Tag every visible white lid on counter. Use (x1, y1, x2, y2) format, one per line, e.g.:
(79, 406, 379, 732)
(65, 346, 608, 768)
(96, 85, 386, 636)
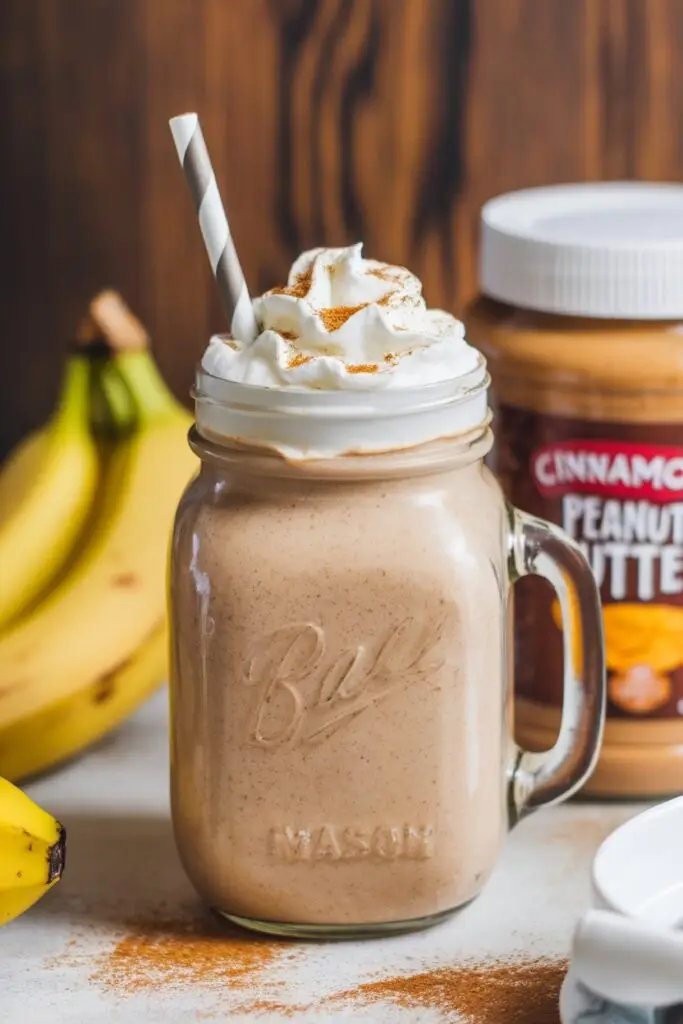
(480, 182, 683, 319)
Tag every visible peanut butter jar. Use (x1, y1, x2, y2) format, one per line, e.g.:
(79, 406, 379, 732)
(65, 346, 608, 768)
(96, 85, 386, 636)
(466, 182, 683, 798)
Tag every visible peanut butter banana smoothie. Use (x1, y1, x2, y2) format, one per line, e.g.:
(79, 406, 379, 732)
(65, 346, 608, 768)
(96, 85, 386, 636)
(169, 244, 605, 938)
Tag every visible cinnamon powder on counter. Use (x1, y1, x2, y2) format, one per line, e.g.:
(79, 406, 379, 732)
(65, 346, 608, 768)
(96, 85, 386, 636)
(89, 923, 566, 1024)
(333, 958, 568, 1023)
(89, 917, 294, 994)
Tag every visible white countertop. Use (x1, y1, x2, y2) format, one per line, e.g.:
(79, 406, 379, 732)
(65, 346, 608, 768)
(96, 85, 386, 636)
(0, 692, 648, 1023)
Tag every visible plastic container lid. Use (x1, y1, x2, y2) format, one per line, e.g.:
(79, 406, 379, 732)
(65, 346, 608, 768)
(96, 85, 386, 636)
(480, 182, 683, 319)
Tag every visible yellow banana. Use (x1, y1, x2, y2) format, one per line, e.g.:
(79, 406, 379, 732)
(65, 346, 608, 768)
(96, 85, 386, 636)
(0, 622, 167, 782)
(0, 776, 65, 924)
(0, 339, 195, 778)
(0, 356, 99, 630)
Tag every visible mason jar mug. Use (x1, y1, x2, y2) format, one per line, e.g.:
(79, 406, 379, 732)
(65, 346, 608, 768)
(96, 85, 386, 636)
(169, 364, 605, 939)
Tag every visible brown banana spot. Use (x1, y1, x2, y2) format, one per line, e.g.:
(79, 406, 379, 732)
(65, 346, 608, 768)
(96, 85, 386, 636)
(111, 573, 139, 588)
(90, 624, 161, 705)
(92, 670, 119, 705)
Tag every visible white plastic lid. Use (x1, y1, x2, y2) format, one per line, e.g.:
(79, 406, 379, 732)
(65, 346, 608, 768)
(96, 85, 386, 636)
(480, 182, 683, 319)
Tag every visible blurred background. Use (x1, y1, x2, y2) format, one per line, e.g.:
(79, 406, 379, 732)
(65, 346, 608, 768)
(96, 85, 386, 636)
(1, 0, 682, 458)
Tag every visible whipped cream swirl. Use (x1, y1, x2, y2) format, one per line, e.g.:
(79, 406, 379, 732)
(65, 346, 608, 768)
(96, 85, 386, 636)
(202, 244, 479, 390)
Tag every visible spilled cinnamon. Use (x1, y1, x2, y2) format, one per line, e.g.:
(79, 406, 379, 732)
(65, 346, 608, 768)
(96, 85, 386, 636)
(336, 958, 567, 1023)
(89, 917, 290, 993)
(88, 919, 566, 1024)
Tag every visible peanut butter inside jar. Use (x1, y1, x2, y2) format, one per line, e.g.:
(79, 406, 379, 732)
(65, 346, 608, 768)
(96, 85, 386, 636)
(466, 182, 683, 798)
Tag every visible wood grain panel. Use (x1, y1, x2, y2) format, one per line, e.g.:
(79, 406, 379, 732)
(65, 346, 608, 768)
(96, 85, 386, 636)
(594, 0, 683, 179)
(0, 2, 54, 449)
(141, 0, 209, 399)
(2, 0, 683, 458)
(458, 0, 590, 305)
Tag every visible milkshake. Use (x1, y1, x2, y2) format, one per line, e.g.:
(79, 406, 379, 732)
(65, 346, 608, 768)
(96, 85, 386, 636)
(169, 245, 605, 937)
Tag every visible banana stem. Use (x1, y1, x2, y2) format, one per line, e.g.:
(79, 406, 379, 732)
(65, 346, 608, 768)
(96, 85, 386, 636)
(112, 351, 183, 426)
(54, 356, 92, 431)
(93, 357, 137, 436)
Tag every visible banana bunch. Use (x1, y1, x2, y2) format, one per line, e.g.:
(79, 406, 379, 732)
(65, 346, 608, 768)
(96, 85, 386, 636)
(0, 292, 196, 782)
(0, 776, 66, 925)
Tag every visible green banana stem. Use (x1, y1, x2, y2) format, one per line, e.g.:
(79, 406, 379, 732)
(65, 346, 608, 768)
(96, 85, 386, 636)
(53, 356, 92, 432)
(108, 350, 184, 426)
(95, 357, 137, 436)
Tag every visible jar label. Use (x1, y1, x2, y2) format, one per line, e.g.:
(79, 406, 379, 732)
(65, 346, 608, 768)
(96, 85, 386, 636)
(495, 405, 683, 719)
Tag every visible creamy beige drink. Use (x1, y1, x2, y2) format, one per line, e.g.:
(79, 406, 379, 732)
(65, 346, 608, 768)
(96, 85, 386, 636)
(169, 245, 605, 937)
(172, 435, 507, 928)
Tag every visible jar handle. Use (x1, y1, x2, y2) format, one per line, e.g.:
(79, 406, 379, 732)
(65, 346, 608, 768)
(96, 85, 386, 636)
(507, 508, 606, 822)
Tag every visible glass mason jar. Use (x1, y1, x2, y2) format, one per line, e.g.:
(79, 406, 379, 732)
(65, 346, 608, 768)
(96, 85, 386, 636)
(169, 360, 605, 939)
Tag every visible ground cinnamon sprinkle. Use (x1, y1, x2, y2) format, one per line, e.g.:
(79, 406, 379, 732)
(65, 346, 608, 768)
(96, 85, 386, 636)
(89, 917, 292, 994)
(333, 958, 568, 1023)
(318, 302, 369, 331)
(84, 916, 565, 1023)
(287, 351, 313, 368)
(347, 362, 380, 374)
(270, 267, 313, 299)
(270, 261, 396, 335)
(279, 330, 298, 341)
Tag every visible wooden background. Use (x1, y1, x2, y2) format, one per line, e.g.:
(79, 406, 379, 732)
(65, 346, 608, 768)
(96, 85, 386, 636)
(1, 0, 682, 457)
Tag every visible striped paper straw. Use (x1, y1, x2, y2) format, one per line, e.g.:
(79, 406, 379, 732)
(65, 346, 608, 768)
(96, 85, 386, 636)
(169, 112, 259, 343)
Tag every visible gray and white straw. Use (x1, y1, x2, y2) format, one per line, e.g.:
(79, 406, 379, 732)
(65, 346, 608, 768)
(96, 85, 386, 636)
(169, 112, 259, 343)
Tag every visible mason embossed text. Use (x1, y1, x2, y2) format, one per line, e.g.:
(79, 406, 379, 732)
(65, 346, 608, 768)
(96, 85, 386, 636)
(269, 824, 436, 862)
